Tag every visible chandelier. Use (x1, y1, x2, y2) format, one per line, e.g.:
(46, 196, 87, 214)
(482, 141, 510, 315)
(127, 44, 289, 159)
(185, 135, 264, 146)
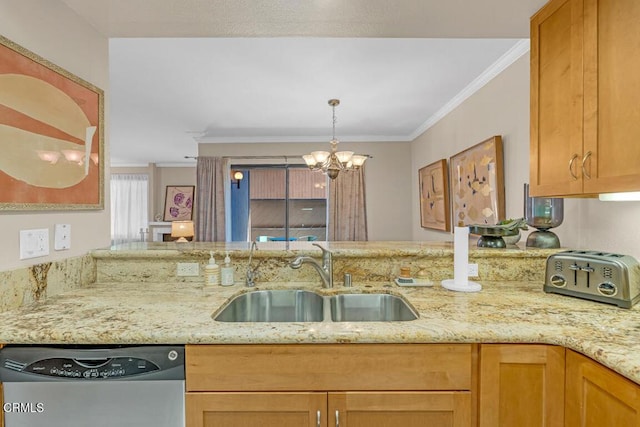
(302, 99, 368, 180)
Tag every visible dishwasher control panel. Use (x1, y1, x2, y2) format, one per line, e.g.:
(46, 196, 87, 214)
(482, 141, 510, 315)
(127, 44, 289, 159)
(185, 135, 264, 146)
(22, 356, 159, 379)
(0, 345, 185, 382)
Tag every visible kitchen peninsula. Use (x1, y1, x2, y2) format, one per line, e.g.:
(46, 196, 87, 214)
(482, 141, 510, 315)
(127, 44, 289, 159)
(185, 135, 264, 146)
(1, 242, 640, 425)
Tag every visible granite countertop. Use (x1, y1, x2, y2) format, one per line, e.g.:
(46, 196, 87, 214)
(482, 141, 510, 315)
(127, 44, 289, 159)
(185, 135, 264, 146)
(1, 279, 640, 384)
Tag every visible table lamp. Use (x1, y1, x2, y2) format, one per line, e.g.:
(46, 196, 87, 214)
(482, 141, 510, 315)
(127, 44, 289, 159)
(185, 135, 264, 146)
(171, 220, 194, 242)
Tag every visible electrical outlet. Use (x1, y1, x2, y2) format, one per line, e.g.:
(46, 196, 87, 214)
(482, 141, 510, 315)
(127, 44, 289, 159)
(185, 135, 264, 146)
(468, 263, 479, 277)
(54, 224, 71, 250)
(19, 228, 50, 260)
(177, 262, 199, 277)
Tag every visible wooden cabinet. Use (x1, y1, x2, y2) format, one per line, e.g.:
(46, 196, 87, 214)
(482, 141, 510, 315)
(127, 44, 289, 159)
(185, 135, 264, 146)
(185, 344, 475, 427)
(479, 344, 565, 427)
(530, 0, 640, 197)
(565, 350, 640, 426)
(289, 168, 327, 199)
(249, 168, 326, 200)
(329, 392, 471, 427)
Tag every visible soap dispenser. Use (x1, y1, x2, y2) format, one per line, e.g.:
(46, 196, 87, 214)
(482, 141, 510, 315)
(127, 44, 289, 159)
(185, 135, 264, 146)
(220, 251, 234, 286)
(204, 251, 220, 286)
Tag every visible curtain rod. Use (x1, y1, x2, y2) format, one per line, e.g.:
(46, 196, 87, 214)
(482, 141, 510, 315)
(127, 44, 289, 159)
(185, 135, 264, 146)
(184, 154, 373, 160)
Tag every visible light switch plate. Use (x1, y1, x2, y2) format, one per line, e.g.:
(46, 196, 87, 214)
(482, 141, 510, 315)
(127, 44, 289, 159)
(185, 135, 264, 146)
(468, 263, 479, 277)
(54, 224, 71, 250)
(177, 262, 199, 276)
(20, 229, 50, 260)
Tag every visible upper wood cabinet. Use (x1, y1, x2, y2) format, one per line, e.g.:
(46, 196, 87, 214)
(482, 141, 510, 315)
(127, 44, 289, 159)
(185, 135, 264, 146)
(249, 169, 326, 199)
(565, 350, 640, 426)
(288, 168, 327, 199)
(249, 169, 285, 199)
(479, 344, 565, 427)
(530, 0, 640, 197)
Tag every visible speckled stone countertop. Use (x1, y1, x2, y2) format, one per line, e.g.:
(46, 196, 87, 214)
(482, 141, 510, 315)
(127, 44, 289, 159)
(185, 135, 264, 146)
(1, 278, 640, 385)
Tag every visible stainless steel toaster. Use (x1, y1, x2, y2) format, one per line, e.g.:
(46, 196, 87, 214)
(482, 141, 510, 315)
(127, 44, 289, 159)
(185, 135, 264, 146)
(544, 250, 640, 308)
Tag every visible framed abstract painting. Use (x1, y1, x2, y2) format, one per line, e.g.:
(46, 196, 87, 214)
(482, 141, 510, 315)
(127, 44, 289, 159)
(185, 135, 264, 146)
(449, 135, 505, 227)
(418, 159, 450, 231)
(0, 35, 104, 211)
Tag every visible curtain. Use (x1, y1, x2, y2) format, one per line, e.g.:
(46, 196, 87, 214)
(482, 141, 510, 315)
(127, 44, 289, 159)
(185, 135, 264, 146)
(328, 166, 368, 241)
(196, 156, 229, 241)
(110, 174, 149, 245)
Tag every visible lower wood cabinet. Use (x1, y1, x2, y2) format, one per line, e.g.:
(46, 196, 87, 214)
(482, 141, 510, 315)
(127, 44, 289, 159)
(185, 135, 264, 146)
(565, 350, 640, 426)
(185, 344, 475, 427)
(186, 391, 471, 427)
(479, 344, 565, 427)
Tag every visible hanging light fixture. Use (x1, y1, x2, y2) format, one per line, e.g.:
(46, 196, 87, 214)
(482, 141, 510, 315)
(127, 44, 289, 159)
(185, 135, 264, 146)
(302, 99, 368, 180)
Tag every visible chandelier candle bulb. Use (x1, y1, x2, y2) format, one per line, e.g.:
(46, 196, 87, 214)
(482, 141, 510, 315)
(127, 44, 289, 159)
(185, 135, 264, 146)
(441, 226, 482, 292)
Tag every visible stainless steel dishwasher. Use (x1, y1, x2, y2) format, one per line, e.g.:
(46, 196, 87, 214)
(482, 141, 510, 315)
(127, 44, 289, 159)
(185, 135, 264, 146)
(0, 345, 185, 427)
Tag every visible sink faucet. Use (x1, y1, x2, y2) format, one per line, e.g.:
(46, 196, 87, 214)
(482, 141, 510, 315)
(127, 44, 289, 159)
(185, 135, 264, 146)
(246, 241, 262, 287)
(289, 243, 333, 288)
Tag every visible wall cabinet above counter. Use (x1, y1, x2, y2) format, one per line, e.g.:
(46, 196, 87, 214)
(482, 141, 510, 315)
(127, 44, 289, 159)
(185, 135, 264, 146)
(530, 0, 640, 197)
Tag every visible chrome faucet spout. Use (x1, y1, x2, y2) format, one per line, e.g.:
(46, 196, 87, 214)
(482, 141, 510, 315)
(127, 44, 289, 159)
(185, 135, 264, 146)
(246, 241, 262, 287)
(289, 244, 333, 288)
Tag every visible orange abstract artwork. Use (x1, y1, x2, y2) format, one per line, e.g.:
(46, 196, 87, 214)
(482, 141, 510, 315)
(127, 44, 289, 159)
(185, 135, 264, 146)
(0, 35, 104, 210)
(449, 136, 505, 228)
(419, 159, 450, 231)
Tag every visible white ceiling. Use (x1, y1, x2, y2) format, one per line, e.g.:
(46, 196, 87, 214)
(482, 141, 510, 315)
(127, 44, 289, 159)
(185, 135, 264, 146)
(60, 0, 547, 166)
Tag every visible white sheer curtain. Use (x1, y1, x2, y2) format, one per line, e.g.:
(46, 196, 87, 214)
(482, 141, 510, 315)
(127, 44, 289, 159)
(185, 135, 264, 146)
(110, 174, 149, 245)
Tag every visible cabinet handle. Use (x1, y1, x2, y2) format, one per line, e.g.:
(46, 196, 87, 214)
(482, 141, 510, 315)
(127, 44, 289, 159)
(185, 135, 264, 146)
(582, 151, 592, 180)
(569, 154, 579, 180)
(335, 410, 340, 427)
(317, 410, 321, 427)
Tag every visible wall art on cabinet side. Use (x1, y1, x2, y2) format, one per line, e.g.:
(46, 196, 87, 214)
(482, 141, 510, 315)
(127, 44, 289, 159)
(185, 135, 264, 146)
(449, 135, 505, 227)
(0, 35, 104, 211)
(419, 159, 450, 231)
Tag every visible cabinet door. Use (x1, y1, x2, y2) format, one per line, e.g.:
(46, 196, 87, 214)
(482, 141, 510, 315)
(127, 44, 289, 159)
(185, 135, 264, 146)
(186, 392, 326, 427)
(329, 392, 471, 427)
(582, 0, 640, 194)
(479, 344, 565, 427)
(566, 350, 640, 426)
(530, 0, 584, 197)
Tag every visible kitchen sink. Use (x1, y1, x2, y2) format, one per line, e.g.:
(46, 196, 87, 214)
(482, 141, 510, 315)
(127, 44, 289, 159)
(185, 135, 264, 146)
(214, 290, 418, 322)
(329, 294, 419, 322)
(214, 290, 325, 322)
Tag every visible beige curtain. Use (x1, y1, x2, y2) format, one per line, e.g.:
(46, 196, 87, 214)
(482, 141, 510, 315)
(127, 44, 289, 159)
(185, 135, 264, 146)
(328, 166, 368, 241)
(196, 156, 228, 241)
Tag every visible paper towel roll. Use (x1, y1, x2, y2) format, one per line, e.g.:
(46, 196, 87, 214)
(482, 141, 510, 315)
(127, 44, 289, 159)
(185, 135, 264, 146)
(453, 226, 469, 286)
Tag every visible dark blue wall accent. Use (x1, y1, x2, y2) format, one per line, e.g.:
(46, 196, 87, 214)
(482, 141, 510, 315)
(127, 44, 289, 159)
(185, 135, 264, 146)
(230, 169, 249, 241)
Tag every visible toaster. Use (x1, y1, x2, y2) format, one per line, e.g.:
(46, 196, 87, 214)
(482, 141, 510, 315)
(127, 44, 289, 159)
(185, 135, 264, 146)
(544, 250, 640, 308)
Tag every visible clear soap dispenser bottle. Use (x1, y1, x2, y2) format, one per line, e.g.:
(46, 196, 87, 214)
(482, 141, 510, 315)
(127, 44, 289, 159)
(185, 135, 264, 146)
(204, 251, 220, 286)
(220, 251, 234, 286)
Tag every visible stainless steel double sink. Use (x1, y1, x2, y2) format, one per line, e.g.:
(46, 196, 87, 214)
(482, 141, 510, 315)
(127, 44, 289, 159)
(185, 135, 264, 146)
(214, 290, 418, 322)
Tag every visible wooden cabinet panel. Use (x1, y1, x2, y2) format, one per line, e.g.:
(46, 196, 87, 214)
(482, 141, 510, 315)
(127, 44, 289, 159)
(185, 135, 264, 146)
(186, 344, 473, 392)
(479, 344, 565, 427)
(530, 0, 584, 197)
(329, 392, 471, 427)
(289, 168, 327, 199)
(531, 0, 640, 197)
(582, 0, 640, 194)
(186, 392, 325, 427)
(249, 169, 285, 199)
(565, 350, 640, 427)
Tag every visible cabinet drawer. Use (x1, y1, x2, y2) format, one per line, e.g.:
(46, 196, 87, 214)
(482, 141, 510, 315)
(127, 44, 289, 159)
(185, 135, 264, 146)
(186, 344, 474, 392)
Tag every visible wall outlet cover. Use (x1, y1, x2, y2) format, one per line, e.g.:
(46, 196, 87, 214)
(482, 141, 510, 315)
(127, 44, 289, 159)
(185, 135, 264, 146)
(19, 228, 50, 260)
(468, 263, 479, 277)
(54, 224, 71, 250)
(177, 262, 199, 277)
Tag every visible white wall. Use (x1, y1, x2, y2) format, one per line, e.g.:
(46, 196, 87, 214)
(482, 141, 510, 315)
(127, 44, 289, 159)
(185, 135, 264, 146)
(411, 53, 640, 260)
(198, 141, 413, 241)
(0, 0, 110, 271)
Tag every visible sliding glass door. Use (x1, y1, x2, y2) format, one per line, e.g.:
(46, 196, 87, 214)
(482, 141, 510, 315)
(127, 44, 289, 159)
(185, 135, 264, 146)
(229, 166, 327, 242)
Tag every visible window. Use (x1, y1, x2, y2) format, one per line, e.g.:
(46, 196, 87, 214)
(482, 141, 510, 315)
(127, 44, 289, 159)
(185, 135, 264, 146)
(229, 166, 327, 242)
(110, 174, 149, 245)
